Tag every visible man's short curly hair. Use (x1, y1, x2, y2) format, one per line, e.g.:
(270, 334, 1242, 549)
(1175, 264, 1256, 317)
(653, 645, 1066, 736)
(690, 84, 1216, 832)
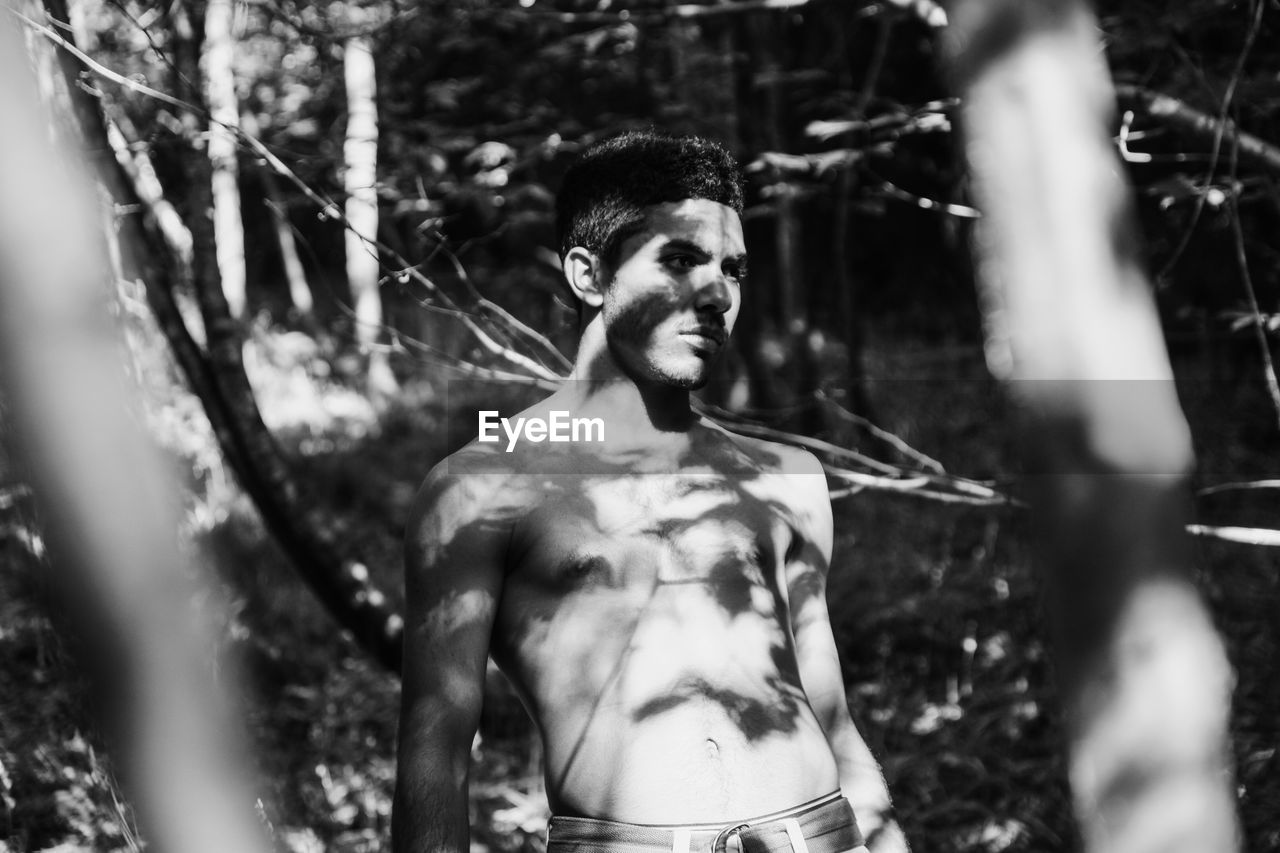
(555, 131, 744, 266)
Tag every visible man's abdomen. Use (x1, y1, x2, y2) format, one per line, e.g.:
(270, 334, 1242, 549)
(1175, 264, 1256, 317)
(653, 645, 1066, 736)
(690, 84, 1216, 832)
(527, 598, 842, 824)
(541, 691, 840, 824)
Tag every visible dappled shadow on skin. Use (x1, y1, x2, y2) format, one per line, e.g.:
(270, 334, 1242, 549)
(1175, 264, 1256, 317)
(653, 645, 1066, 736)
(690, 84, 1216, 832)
(419, 428, 832, 817)
(632, 676, 803, 742)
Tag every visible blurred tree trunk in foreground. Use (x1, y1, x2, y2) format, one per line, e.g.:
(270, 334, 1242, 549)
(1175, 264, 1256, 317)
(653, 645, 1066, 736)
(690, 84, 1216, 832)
(944, 2, 1239, 852)
(343, 32, 397, 401)
(0, 11, 271, 853)
(36, 0, 404, 673)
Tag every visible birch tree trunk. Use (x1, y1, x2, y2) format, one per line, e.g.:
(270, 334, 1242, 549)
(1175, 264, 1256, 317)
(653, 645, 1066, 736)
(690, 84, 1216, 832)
(343, 34, 396, 398)
(203, 0, 246, 318)
(943, 2, 1239, 852)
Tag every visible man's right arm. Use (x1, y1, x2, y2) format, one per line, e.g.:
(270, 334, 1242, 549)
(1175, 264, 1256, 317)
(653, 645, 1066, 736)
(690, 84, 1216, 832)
(392, 465, 509, 853)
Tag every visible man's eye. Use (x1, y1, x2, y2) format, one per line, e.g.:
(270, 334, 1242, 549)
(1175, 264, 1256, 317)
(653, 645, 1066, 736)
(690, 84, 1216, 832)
(666, 255, 699, 270)
(725, 265, 747, 282)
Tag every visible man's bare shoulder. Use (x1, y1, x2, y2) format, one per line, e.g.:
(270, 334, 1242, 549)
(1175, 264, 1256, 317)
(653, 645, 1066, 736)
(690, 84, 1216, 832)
(404, 443, 532, 553)
(700, 421, 833, 549)
(407, 400, 590, 531)
(700, 418, 828, 480)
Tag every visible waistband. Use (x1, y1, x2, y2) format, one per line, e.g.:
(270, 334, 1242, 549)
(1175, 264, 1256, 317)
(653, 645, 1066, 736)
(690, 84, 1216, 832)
(546, 791, 865, 853)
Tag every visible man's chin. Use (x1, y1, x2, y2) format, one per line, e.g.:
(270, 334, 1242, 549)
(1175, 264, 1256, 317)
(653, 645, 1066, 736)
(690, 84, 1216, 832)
(661, 367, 711, 390)
(634, 354, 717, 390)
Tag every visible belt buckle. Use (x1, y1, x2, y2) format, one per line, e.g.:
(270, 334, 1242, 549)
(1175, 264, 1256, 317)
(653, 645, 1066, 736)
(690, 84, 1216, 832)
(711, 823, 751, 853)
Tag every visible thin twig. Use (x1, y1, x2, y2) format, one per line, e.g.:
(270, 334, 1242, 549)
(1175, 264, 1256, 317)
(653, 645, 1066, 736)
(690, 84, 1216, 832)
(1228, 193, 1280, 431)
(438, 247, 574, 374)
(1155, 0, 1267, 282)
(697, 398, 1001, 493)
(823, 465, 1014, 506)
(818, 391, 947, 473)
(12, 7, 193, 112)
(391, 331, 562, 392)
(1197, 478, 1280, 496)
(714, 416, 1013, 502)
(874, 176, 981, 218)
(103, 0, 185, 89)
(1223, 77, 1280, 435)
(704, 408, 900, 475)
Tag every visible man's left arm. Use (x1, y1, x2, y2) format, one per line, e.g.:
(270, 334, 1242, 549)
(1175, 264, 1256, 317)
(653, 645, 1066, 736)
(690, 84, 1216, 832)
(785, 451, 909, 853)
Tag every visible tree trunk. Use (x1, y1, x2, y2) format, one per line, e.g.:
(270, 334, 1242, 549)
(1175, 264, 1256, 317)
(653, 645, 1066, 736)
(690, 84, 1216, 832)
(104, 107, 207, 345)
(342, 34, 396, 399)
(177, 0, 403, 670)
(0, 12, 271, 853)
(943, 3, 1239, 852)
(37, 0, 404, 672)
(242, 109, 313, 315)
(202, 0, 246, 318)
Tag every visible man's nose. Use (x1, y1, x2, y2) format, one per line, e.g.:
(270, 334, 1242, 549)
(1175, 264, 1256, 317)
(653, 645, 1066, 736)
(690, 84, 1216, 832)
(693, 269, 734, 314)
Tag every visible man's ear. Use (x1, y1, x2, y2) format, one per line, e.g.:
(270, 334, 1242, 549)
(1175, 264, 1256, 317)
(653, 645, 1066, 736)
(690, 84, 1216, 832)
(563, 247, 604, 309)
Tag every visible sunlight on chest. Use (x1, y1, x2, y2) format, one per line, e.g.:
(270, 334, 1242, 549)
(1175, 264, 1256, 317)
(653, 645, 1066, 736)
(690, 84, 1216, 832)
(621, 589, 787, 691)
(588, 476, 746, 529)
(588, 479, 782, 574)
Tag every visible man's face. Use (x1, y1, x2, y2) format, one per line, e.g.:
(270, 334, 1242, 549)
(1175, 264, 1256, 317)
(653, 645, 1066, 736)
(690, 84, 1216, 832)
(598, 198, 746, 390)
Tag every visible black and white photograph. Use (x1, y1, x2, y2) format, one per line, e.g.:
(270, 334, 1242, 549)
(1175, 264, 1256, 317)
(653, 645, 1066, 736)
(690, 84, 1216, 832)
(0, 1, 1276, 851)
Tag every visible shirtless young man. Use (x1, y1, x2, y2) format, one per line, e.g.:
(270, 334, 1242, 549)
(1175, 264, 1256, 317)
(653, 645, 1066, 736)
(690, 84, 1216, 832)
(393, 132, 907, 853)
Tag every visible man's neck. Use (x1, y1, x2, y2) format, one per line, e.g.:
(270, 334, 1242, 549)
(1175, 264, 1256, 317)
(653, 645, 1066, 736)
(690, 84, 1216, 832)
(567, 323, 698, 439)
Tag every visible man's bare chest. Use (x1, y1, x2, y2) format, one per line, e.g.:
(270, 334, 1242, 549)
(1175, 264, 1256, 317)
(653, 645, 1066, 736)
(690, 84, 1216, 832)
(505, 474, 797, 598)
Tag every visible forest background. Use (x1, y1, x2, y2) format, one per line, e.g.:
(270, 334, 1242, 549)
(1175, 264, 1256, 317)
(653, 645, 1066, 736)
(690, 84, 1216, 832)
(1, 0, 1278, 851)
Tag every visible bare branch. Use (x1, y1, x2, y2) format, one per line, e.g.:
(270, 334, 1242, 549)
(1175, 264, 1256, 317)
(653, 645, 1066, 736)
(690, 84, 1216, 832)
(824, 465, 1010, 506)
(874, 175, 981, 218)
(1187, 524, 1280, 547)
(805, 98, 958, 142)
(709, 411, 1016, 505)
(817, 391, 947, 473)
(527, 0, 945, 28)
(389, 331, 562, 393)
(1197, 478, 1280, 496)
(17, 9, 571, 382)
(1115, 84, 1280, 176)
(9, 7, 192, 112)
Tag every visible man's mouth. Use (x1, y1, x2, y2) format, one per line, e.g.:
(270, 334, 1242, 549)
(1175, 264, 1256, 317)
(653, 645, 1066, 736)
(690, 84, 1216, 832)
(678, 327, 727, 350)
